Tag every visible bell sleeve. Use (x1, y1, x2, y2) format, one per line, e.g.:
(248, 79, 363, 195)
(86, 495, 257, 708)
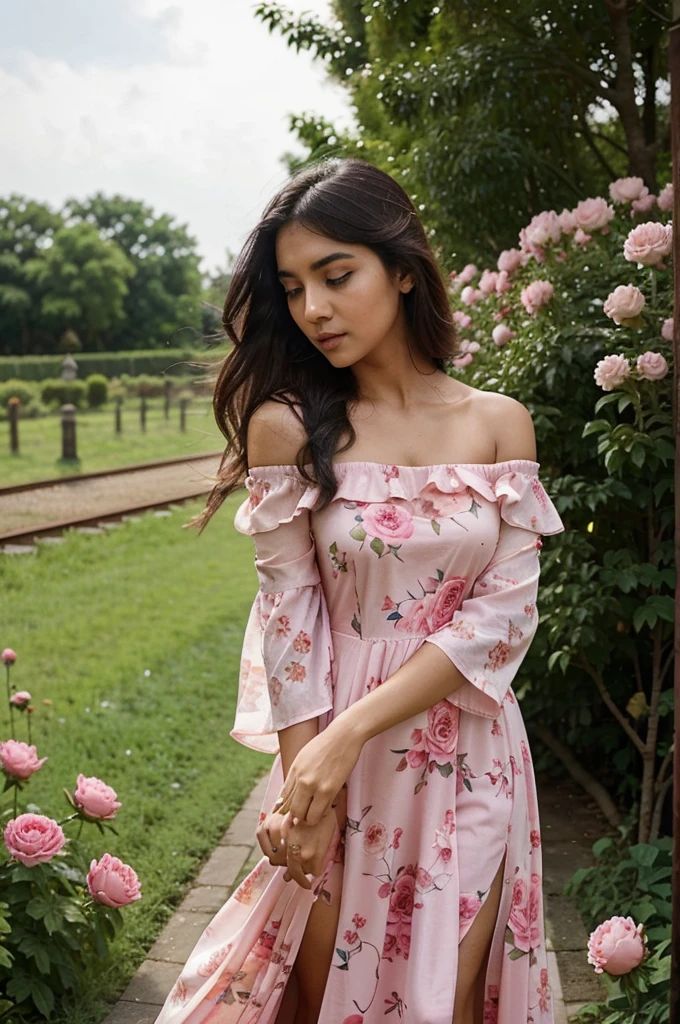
(230, 466, 334, 754)
(424, 465, 564, 719)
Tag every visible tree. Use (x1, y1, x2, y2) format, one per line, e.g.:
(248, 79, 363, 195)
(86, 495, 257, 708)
(63, 194, 203, 349)
(254, 0, 672, 263)
(0, 195, 62, 355)
(24, 223, 135, 350)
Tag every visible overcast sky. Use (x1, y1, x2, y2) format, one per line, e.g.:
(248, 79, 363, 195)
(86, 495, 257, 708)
(0, 0, 355, 273)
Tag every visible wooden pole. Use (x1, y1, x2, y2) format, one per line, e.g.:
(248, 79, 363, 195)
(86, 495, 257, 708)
(670, 2, 680, 1020)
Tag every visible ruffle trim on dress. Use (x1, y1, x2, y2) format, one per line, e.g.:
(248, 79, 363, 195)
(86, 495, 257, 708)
(235, 459, 564, 537)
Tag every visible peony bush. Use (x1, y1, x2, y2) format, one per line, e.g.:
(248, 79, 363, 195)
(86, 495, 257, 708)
(0, 647, 142, 1019)
(445, 179, 673, 1020)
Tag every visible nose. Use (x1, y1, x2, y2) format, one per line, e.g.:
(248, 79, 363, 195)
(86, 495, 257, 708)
(303, 284, 333, 322)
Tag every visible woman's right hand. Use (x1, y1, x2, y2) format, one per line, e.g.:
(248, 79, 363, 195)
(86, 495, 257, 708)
(256, 786, 347, 888)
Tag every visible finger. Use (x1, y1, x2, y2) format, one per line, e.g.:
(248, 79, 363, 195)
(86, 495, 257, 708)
(302, 792, 330, 828)
(290, 790, 315, 828)
(286, 845, 311, 890)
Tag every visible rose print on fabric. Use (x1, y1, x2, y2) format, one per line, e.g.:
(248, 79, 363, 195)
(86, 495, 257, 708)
(483, 984, 499, 1024)
(383, 571, 467, 634)
(329, 541, 349, 577)
(344, 501, 412, 561)
(410, 483, 482, 536)
(506, 873, 542, 957)
(248, 477, 271, 508)
(391, 699, 475, 795)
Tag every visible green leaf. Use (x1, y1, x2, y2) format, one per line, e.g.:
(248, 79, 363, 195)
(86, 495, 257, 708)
(627, 844, 659, 868)
(370, 536, 385, 556)
(630, 444, 646, 468)
(30, 977, 55, 1018)
(582, 419, 611, 438)
(349, 524, 366, 542)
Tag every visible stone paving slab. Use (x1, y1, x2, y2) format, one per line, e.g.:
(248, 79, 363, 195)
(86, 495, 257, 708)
(119, 960, 188, 1006)
(178, 883, 235, 914)
(194, 842, 255, 888)
(147, 911, 217, 964)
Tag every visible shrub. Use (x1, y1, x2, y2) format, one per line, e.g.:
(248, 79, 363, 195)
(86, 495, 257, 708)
(57, 330, 82, 354)
(85, 374, 108, 409)
(39, 379, 88, 409)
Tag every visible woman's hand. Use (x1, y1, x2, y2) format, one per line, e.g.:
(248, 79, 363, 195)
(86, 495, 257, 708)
(256, 799, 345, 889)
(276, 722, 363, 827)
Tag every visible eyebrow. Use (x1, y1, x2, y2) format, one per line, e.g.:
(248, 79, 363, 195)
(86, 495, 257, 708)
(277, 252, 356, 280)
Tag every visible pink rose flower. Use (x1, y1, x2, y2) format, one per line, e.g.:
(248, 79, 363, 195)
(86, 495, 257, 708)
(478, 269, 499, 295)
(508, 877, 541, 952)
(9, 690, 31, 707)
(0, 739, 47, 780)
(636, 351, 669, 381)
(602, 284, 645, 325)
(422, 700, 460, 761)
(459, 893, 482, 921)
(497, 248, 523, 274)
(520, 280, 554, 315)
(587, 916, 646, 976)
(558, 209, 577, 234)
(361, 503, 414, 543)
(4, 813, 66, 867)
(657, 183, 673, 213)
(458, 338, 480, 355)
(631, 193, 656, 216)
(429, 577, 466, 630)
(609, 177, 647, 204)
(574, 227, 592, 246)
(1, 649, 16, 664)
(594, 353, 630, 391)
(452, 310, 472, 329)
(74, 773, 122, 820)
(661, 317, 674, 341)
(623, 222, 673, 266)
(458, 263, 478, 285)
(363, 821, 388, 856)
(492, 324, 515, 347)
(573, 197, 615, 233)
(87, 852, 142, 908)
(396, 596, 433, 635)
(460, 285, 482, 306)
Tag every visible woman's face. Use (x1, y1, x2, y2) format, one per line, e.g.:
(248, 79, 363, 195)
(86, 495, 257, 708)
(275, 221, 414, 368)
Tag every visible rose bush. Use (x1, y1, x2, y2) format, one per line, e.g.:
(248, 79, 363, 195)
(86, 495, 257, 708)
(0, 647, 142, 1019)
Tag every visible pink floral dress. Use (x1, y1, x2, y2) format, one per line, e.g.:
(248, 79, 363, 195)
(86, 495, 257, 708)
(155, 459, 564, 1024)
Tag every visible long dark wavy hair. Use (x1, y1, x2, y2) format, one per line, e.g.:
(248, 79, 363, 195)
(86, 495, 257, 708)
(186, 157, 460, 533)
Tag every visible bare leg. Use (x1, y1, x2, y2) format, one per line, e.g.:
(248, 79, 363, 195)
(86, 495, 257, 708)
(452, 857, 505, 1024)
(292, 859, 345, 1024)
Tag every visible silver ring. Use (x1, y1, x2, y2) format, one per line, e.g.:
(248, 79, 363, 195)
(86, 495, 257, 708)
(271, 845, 278, 853)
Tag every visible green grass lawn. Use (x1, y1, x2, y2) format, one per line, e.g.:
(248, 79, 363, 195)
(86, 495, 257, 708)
(1, 399, 225, 487)
(0, 492, 272, 1022)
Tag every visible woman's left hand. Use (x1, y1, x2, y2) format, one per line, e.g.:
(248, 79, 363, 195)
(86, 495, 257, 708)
(276, 721, 363, 827)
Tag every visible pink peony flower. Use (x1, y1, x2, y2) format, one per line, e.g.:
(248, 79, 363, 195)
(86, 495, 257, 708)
(363, 821, 388, 856)
(4, 813, 66, 867)
(458, 263, 478, 285)
(0, 739, 47, 780)
(87, 852, 142, 908)
(657, 183, 673, 213)
(421, 700, 460, 760)
(460, 285, 482, 306)
(609, 177, 647, 204)
(495, 270, 511, 294)
(520, 280, 554, 315)
(558, 209, 577, 234)
(636, 351, 669, 381)
(594, 353, 630, 391)
(574, 228, 592, 246)
(74, 773, 122, 820)
(497, 248, 523, 275)
(492, 324, 515, 347)
(522, 211, 561, 250)
(661, 317, 674, 341)
(452, 352, 474, 368)
(9, 690, 31, 707)
(573, 197, 615, 233)
(478, 269, 498, 295)
(603, 284, 646, 325)
(587, 916, 645, 976)
(631, 193, 656, 216)
(623, 222, 673, 266)
(452, 310, 472, 329)
(361, 504, 414, 543)
(1, 649, 16, 664)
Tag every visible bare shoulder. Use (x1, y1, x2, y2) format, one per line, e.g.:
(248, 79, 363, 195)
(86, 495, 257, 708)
(247, 399, 308, 468)
(476, 389, 537, 463)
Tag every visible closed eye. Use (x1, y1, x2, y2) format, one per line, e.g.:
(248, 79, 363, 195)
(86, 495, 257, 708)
(284, 272, 352, 299)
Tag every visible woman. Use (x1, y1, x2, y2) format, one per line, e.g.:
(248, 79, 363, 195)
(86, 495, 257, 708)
(155, 157, 564, 1024)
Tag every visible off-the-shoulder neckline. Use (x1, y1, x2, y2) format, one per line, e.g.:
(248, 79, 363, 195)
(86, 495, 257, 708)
(247, 458, 540, 473)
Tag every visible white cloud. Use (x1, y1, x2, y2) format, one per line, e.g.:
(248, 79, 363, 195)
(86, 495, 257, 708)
(0, 0, 355, 272)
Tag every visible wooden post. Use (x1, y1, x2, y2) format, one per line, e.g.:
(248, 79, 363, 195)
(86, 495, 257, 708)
(670, 1, 680, 1019)
(115, 396, 123, 435)
(60, 404, 77, 461)
(8, 397, 20, 455)
(164, 378, 171, 420)
(180, 398, 188, 433)
(140, 395, 147, 433)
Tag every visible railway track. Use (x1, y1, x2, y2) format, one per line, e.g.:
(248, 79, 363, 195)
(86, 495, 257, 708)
(0, 451, 224, 547)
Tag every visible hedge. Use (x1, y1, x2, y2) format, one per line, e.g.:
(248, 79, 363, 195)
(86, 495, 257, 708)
(0, 348, 228, 382)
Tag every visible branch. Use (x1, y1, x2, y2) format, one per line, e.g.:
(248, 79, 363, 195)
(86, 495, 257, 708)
(631, 647, 645, 693)
(576, 652, 646, 753)
(649, 774, 672, 841)
(579, 115, 620, 179)
(533, 725, 622, 828)
(590, 129, 631, 157)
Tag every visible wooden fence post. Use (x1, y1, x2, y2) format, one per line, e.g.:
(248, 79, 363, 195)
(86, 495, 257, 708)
(8, 397, 20, 455)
